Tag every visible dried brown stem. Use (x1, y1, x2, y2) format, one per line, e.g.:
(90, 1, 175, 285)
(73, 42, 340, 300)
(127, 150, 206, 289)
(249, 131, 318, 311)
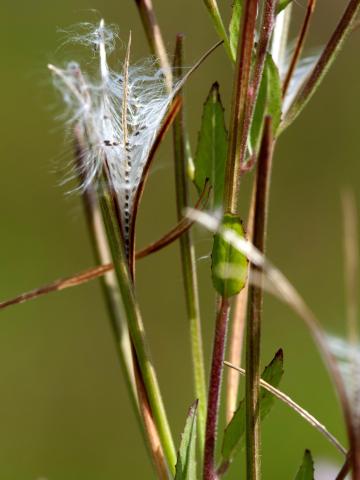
(282, 0, 360, 131)
(224, 0, 260, 213)
(224, 361, 347, 456)
(203, 296, 230, 480)
(245, 118, 274, 480)
(282, 0, 317, 97)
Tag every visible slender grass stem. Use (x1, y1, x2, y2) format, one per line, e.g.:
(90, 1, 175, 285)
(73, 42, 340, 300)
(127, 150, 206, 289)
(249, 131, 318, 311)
(224, 362, 347, 456)
(202, 0, 232, 60)
(134, 0, 172, 89)
(173, 35, 207, 457)
(281, 0, 360, 131)
(282, 0, 317, 97)
(203, 296, 230, 480)
(245, 118, 274, 480)
(99, 183, 177, 474)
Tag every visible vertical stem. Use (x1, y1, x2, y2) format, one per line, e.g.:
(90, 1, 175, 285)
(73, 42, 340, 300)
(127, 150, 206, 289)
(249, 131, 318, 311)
(245, 118, 274, 480)
(224, 0, 260, 214)
(202, 0, 233, 60)
(134, 0, 172, 89)
(173, 35, 207, 457)
(99, 185, 177, 475)
(203, 297, 230, 480)
(282, 0, 317, 97)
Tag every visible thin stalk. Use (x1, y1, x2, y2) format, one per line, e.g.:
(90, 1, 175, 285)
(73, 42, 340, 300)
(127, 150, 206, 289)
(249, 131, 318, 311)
(243, 0, 276, 154)
(336, 454, 352, 480)
(134, 0, 172, 89)
(99, 184, 177, 474)
(282, 0, 317, 97)
(202, 0, 232, 60)
(225, 0, 292, 430)
(245, 118, 274, 480)
(224, 362, 347, 456)
(342, 189, 360, 476)
(173, 35, 207, 457)
(203, 296, 230, 480)
(281, 0, 360, 131)
(224, 0, 260, 214)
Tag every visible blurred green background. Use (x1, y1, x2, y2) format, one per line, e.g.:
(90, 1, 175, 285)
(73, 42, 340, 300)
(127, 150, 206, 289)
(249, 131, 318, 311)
(0, 0, 359, 478)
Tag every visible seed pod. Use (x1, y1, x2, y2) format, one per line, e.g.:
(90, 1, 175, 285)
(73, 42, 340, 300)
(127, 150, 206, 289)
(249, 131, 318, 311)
(211, 213, 248, 298)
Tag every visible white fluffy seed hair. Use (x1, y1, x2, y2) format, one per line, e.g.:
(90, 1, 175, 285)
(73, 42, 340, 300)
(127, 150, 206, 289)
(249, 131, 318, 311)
(49, 20, 178, 243)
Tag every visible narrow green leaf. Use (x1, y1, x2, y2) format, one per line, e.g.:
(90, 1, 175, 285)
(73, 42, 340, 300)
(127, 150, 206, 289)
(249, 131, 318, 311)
(277, 0, 294, 14)
(266, 54, 283, 135)
(295, 450, 315, 480)
(260, 348, 284, 418)
(175, 401, 198, 480)
(194, 83, 228, 209)
(221, 350, 284, 462)
(229, 0, 243, 62)
(211, 214, 247, 298)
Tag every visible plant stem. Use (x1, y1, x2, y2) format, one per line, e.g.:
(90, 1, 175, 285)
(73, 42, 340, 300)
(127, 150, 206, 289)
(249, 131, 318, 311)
(282, 0, 317, 97)
(134, 0, 172, 89)
(281, 0, 360, 131)
(203, 296, 230, 480)
(173, 35, 207, 457)
(99, 185, 177, 475)
(202, 0, 233, 60)
(245, 118, 274, 480)
(224, 0, 260, 214)
(225, 361, 347, 456)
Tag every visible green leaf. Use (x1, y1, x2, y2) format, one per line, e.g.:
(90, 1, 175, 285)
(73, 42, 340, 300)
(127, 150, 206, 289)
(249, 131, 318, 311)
(221, 350, 284, 463)
(194, 83, 228, 209)
(295, 450, 315, 480)
(277, 0, 294, 14)
(266, 54, 282, 135)
(175, 401, 198, 480)
(211, 214, 247, 298)
(229, 0, 243, 62)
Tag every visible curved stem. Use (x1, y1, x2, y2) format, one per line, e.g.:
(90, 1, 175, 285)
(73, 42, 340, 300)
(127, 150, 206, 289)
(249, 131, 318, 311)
(282, 0, 317, 97)
(281, 0, 360, 131)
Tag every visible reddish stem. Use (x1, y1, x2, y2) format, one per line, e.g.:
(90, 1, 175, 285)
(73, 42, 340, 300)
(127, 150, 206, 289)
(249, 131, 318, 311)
(203, 296, 230, 480)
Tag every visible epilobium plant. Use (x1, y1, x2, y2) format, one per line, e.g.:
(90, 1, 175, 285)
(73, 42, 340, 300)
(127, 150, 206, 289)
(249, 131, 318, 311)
(2, 0, 360, 479)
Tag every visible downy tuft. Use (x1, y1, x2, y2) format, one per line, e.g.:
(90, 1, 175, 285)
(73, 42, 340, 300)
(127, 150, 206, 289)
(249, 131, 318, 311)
(49, 20, 179, 246)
